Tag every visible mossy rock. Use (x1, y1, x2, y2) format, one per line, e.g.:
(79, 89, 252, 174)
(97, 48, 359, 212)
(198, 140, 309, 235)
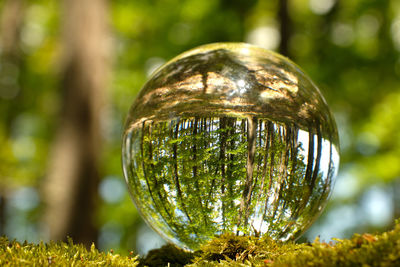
(2, 221, 400, 266)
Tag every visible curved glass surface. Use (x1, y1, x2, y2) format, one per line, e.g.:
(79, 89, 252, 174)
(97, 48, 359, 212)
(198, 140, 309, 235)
(122, 43, 339, 250)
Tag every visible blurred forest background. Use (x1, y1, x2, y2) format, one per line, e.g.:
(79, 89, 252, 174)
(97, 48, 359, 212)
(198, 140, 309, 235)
(1, 0, 400, 256)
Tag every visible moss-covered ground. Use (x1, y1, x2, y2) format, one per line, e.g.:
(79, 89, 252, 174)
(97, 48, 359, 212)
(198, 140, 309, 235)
(2, 221, 400, 266)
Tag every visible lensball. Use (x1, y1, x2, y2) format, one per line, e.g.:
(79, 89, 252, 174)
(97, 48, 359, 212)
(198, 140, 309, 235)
(122, 43, 339, 250)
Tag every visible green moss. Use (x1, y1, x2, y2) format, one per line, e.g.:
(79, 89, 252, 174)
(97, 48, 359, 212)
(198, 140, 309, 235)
(270, 224, 400, 267)
(190, 220, 400, 266)
(2, 221, 400, 266)
(190, 233, 303, 265)
(0, 237, 139, 266)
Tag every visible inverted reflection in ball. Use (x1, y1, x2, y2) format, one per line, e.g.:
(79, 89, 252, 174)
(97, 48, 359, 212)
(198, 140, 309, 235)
(122, 43, 340, 250)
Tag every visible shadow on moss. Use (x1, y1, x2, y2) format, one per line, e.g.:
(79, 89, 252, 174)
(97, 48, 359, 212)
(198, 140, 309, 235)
(139, 244, 196, 267)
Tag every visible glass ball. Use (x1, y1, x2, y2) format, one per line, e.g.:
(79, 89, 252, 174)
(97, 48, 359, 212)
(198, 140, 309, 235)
(122, 43, 339, 250)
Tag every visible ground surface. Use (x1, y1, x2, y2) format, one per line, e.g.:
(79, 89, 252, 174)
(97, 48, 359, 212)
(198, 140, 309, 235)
(1, 221, 400, 266)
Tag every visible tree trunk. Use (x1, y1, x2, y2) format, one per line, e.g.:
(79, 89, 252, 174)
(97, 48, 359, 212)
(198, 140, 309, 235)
(0, 0, 25, 102)
(42, 0, 110, 246)
(242, 117, 257, 225)
(0, 0, 26, 236)
(393, 178, 400, 224)
(0, 194, 5, 236)
(278, 0, 291, 57)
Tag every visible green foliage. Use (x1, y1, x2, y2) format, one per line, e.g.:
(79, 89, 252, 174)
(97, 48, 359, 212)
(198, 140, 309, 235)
(2, 221, 400, 266)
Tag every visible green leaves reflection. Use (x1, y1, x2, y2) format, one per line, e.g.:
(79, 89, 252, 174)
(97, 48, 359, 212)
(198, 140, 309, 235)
(124, 116, 338, 250)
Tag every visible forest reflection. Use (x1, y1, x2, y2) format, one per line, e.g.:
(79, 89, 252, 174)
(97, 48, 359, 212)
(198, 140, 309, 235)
(124, 115, 339, 250)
